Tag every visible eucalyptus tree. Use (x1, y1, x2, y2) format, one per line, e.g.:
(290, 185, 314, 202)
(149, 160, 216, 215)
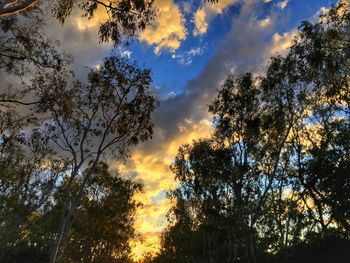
(160, 139, 239, 263)
(0, 2, 159, 263)
(62, 163, 142, 262)
(26, 55, 157, 262)
(1, 0, 156, 46)
(285, 2, 350, 234)
(25, 162, 142, 263)
(0, 11, 70, 255)
(156, 74, 265, 263)
(0, 129, 68, 262)
(155, 2, 350, 262)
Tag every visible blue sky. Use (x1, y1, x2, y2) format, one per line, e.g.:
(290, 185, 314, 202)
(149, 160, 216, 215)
(123, 0, 336, 98)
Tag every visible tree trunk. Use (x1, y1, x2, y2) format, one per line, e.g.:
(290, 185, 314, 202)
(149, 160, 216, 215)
(49, 158, 100, 263)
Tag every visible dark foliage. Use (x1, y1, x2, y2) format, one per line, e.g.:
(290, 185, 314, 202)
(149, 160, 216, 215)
(154, 2, 350, 263)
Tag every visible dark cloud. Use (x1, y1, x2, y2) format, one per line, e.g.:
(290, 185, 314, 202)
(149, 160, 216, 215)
(43, 7, 111, 80)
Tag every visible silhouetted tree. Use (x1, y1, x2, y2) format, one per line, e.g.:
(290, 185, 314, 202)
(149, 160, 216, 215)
(155, 2, 350, 262)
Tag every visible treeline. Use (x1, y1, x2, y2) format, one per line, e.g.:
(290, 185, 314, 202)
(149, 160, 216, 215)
(0, 1, 157, 263)
(151, 3, 350, 263)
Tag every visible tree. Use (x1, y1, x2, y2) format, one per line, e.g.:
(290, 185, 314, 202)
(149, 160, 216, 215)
(30, 162, 142, 263)
(0, 160, 142, 263)
(51, 0, 155, 45)
(0, 126, 67, 262)
(0, 55, 157, 262)
(0, 11, 70, 75)
(63, 163, 142, 262)
(158, 139, 241, 263)
(1, 0, 156, 45)
(155, 2, 350, 262)
(25, 55, 157, 262)
(1, 1, 158, 262)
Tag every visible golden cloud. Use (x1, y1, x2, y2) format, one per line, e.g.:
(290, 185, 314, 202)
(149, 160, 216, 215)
(277, 0, 289, 10)
(193, 8, 208, 36)
(73, 0, 187, 54)
(74, 2, 108, 31)
(122, 118, 212, 260)
(193, 0, 239, 36)
(139, 0, 187, 53)
(269, 30, 297, 56)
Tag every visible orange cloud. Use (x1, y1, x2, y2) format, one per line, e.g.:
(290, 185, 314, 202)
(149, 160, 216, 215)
(139, 0, 187, 53)
(121, 118, 212, 260)
(73, 0, 187, 54)
(193, 0, 239, 36)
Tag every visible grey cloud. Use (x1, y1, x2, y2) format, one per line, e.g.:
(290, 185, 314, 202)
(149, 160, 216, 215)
(43, 7, 111, 80)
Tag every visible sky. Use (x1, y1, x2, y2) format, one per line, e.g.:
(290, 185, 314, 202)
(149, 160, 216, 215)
(41, 0, 338, 259)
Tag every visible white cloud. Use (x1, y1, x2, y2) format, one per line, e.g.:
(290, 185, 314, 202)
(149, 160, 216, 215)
(188, 47, 205, 56)
(259, 17, 272, 28)
(120, 50, 132, 59)
(167, 91, 176, 98)
(172, 53, 192, 66)
(171, 46, 206, 66)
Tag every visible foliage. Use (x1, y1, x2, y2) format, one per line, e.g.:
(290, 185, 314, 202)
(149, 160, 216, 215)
(0, 54, 157, 262)
(51, 0, 156, 46)
(154, 2, 350, 263)
(1, 0, 156, 46)
(0, 160, 141, 263)
(0, 11, 70, 75)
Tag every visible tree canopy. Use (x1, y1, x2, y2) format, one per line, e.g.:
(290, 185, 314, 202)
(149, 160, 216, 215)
(153, 3, 350, 263)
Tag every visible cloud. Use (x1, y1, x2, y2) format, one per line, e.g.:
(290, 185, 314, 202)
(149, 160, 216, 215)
(171, 46, 206, 66)
(193, 0, 239, 36)
(277, 0, 289, 10)
(139, 0, 187, 54)
(269, 30, 297, 56)
(153, 0, 281, 137)
(120, 49, 132, 59)
(188, 46, 205, 56)
(172, 53, 193, 66)
(259, 16, 273, 28)
(193, 8, 209, 36)
(43, 6, 111, 79)
(121, 119, 212, 260)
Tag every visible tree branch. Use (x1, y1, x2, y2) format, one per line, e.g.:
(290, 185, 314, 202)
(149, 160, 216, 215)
(0, 0, 38, 16)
